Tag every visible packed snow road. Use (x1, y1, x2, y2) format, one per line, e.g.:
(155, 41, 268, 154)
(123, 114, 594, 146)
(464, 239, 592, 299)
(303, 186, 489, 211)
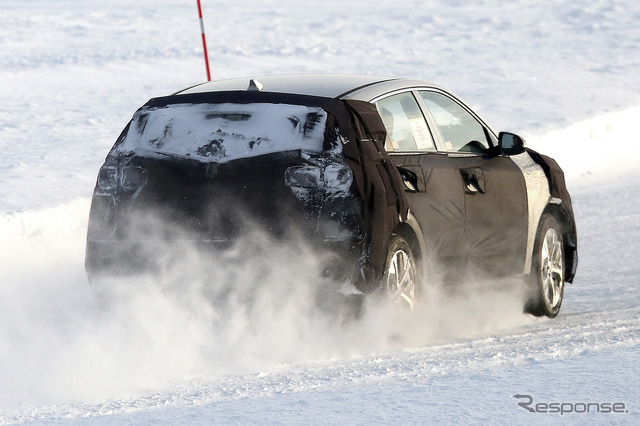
(1, 165, 638, 424)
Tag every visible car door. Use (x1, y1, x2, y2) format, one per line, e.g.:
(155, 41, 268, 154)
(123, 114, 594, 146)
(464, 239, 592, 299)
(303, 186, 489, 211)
(375, 92, 468, 277)
(416, 90, 529, 278)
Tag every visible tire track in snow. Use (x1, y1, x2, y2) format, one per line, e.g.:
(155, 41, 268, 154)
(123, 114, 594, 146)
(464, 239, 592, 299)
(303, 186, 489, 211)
(3, 304, 637, 423)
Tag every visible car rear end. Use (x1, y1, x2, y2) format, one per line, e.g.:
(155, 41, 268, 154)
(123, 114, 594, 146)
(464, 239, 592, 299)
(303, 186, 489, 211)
(85, 94, 366, 282)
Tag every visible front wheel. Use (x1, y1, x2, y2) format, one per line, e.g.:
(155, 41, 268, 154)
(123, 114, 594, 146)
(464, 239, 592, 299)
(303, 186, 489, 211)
(383, 235, 418, 311)
(527, 214, 565, 317)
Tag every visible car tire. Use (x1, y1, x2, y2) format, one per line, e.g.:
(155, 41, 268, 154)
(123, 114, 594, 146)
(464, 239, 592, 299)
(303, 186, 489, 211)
(527, 214, 565, 318)
(383, 234, 419, 311)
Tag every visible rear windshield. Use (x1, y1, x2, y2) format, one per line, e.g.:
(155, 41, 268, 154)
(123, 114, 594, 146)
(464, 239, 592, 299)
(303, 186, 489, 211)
(112, 102, 328, 163)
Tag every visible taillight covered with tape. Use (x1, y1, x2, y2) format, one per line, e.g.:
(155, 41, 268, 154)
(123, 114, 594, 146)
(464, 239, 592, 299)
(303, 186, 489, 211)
(284, 165, 322, 189)
(97, 165, 148, 194)
(97, 166, 117, 191)
(285, 160, 362, 241)
(284, 163, 353, 192)
(89, 163, 148, 239)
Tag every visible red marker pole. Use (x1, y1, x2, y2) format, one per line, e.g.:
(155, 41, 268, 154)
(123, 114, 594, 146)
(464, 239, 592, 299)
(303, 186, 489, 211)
(197, 0, 212, 81)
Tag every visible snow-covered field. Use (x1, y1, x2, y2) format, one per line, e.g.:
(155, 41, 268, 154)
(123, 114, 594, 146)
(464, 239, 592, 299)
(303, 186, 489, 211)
(1, 0, 639, 423)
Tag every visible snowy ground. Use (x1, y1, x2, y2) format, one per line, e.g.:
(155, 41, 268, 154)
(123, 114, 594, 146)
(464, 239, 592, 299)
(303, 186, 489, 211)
(1, 0, 639, 424)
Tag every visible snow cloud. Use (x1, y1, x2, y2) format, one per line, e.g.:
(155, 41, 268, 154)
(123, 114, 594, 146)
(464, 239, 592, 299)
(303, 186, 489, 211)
(0, 199, 534, 408)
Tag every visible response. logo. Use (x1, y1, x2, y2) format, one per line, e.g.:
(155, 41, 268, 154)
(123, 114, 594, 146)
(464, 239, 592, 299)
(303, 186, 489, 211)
(513, 394, 629, 416)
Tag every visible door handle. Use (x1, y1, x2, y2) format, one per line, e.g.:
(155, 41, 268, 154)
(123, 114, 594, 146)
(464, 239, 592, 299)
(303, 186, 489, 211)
(397, 167, 420, 192)
(460, 167, 486, 194)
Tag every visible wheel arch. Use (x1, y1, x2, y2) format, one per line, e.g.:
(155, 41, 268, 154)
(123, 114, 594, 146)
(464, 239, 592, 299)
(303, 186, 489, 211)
(393, 210, 426, 278)
(540, 201, 578, 283)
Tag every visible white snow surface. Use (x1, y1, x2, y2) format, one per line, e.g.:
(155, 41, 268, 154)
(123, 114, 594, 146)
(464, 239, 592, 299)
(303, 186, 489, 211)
(115, 103, 328, 163)
(1, 0, 639, 424)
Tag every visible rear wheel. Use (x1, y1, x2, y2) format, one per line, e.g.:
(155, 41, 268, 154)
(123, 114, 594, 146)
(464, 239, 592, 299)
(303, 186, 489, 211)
(383, 235, 418, 310)
(527, 214, 565, 317)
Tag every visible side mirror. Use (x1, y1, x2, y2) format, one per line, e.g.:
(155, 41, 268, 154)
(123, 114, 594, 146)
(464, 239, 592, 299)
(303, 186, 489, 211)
(498, 132, 526, 156)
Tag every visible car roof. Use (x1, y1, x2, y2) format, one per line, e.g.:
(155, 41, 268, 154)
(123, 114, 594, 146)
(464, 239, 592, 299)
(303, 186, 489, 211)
(176, 74, 442, 101)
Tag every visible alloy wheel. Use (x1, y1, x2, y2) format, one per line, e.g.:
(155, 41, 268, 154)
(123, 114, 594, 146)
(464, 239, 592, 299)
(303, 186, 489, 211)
(540, 227, 564, 311)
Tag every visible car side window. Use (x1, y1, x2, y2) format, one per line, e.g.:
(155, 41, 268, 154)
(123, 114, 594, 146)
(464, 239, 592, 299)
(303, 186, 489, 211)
(375, 92, 435, 152)
(418, 91, 490, 153)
